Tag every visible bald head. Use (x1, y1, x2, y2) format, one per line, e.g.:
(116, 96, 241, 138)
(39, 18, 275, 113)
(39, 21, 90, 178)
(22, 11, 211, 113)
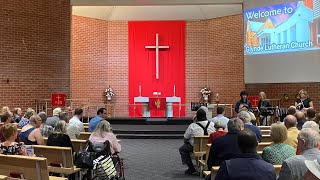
(295, 111, 305, 122)
(284, 115, 297, 129)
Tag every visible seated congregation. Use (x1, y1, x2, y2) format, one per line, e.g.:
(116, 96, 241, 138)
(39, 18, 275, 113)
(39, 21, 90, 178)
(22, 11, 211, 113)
(0, 106, 121, 179)
(180, 90, 320, 180)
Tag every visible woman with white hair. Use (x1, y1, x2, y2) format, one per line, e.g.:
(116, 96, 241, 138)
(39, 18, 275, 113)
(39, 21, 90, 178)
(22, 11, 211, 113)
(208, 120, 227, 144)
(296, 121, 320, 155)
(89, 121, 121, 154)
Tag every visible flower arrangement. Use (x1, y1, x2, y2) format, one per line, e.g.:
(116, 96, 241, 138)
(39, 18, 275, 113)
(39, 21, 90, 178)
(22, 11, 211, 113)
(200, 87, 211, 103)
(105, 87, 115, 101)
(200, 87, 211, 96)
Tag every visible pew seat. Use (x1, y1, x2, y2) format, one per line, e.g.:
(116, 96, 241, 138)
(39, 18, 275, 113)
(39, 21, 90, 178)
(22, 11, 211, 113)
(33, 145, 81, 176)
(0, 154, 67, 180)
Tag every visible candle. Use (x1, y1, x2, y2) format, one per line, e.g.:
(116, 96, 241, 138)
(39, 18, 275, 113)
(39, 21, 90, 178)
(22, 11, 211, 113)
(139, 85, 142, 96)
(174, 85, 176, 96)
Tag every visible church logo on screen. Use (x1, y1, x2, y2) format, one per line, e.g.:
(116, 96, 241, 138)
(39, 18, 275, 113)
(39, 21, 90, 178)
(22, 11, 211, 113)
(244, 0, 320, 55)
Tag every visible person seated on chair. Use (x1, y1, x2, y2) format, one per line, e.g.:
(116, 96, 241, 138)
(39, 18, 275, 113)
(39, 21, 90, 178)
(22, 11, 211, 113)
(47, 120, 73, 152)
(210, 106, 229, 131)
(237, 111, 262, 142)
(207, 118, 243, 169)
(283, 115, 300, 150)
(19, 115, 45, 145)
(0, 123, 27, 155)
(46, 107, 62, 128)
(89, 108, 108, 132)
(208, 120, 227, 144)
(306, 108, 316, 121)
(296, 111, 307, 130)
(0, 112, 14, 142)
(89, 121, 121, 155)
(179, 107, 215, 175)
(295, 89, 313, 112)
(262, 123, 295, 165)
(214, 129, 276, 180)
(235, 91, 252, 113)
(278, 128, 320, 180)
(257, 92, 272, 126)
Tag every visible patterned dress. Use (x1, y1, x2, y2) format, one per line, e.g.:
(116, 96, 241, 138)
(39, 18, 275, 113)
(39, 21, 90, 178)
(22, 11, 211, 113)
(0, 142, 24, 155)
(262, 143, 296, 165)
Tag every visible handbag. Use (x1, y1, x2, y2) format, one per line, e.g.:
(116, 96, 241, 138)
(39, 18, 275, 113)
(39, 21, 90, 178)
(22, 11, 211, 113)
(93, 155, 117, 180)
(75, 151, 97, 168)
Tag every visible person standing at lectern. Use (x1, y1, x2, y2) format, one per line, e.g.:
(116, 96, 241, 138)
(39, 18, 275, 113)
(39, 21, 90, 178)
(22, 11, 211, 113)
(235, 91, 252, 113)
(179, 108, 215, 175)
(295, 89, 313, 112)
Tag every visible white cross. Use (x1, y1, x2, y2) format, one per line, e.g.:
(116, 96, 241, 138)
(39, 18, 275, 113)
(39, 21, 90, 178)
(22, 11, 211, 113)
(145, 34, 169, 80)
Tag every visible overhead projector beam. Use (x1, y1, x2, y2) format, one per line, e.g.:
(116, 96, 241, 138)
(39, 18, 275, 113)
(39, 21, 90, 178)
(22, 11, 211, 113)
(71, 0, 243, 6)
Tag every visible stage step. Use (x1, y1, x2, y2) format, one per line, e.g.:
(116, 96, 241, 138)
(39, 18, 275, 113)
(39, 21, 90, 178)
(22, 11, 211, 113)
(117, 134, 183, 139)
(113, 130, 185, 134)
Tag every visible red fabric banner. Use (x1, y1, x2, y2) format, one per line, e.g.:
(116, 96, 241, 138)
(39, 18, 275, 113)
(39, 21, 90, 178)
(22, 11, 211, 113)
(149, 98, 166, 111)
(128, 21, 186, 117)
(51, 93, 66, 107)
(248, 96, 260, 108)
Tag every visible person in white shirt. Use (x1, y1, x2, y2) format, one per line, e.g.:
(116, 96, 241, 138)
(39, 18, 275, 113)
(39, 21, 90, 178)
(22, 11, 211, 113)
(210, 106, 229, 131)
(59, 111, 80, 139)
(179, 107, 215, 175)
(69, 108, 84, 132)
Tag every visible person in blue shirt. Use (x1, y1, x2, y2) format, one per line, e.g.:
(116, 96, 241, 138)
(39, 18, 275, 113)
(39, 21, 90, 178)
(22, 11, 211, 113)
(237, 111, 262, 142)
(210, 106, 229, 131)
(89, 108, 108, 132)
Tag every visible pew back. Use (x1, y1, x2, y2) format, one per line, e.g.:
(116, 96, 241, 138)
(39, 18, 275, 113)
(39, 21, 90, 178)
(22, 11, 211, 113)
(0, 154, 50, 180)
(78, 132, 91, 140)
(193, 136, 209, 156)
(33, 145, 73, 168)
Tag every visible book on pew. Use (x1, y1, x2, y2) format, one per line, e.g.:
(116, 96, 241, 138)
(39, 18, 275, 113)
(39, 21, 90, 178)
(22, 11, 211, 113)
(9, 172, 25, 179)
(24, 145, 34, 156)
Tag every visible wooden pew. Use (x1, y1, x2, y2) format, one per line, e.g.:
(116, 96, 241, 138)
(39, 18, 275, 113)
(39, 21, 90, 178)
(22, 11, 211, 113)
(199, 144, 211, 178)
(258, 126, 271, 130)
(274, 164, 282, 176)
(261, 130, 270, 135)
(193, 136, 209, 158)
(78, 132, 91, 140)
(84, 126, 89, 132)
(210, 164, 282, 179)
(33, 145, 81, 176)
(43, 138, 87, 153)
(257, 142, 272, 151)
(262, 135, 271, 142)
(0, 154, 67, 180)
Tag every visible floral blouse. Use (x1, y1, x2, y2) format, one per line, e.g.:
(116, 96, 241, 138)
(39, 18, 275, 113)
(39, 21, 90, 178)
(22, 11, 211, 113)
(0, 142, 24, 155)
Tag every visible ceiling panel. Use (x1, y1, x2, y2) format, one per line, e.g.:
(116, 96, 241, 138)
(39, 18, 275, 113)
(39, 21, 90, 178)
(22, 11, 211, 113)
(71, 0, 243, 6)
(72, 5, 243, 21)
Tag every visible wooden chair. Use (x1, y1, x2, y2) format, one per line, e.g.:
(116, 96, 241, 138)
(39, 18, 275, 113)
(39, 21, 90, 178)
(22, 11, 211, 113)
(33, 145, 81, 177)
(78, 132, 91, 140)
(258, 126, 271, 130)
(0, 154, 67, 180)
(262, 135, 271, 142)
(257, 142, 272, 151)
(274, 164, 282, 176)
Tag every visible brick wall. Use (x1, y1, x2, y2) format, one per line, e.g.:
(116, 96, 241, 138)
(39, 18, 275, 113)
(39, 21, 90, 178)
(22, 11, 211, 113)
(0, 0, 71, 114)
(246, 83, 320, 110)
(72, 14, 244, 117)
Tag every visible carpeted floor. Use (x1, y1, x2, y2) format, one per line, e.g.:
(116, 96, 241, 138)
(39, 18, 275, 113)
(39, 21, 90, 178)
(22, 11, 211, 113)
(119, 139, 200, 180)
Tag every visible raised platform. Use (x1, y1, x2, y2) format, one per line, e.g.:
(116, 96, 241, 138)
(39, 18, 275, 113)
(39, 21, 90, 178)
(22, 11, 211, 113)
(83, 117, 192, 139)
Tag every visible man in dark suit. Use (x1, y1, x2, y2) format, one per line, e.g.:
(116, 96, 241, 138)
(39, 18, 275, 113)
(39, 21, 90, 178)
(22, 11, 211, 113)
(207, 118, 244, 169)
(215, 129, 276, 180)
